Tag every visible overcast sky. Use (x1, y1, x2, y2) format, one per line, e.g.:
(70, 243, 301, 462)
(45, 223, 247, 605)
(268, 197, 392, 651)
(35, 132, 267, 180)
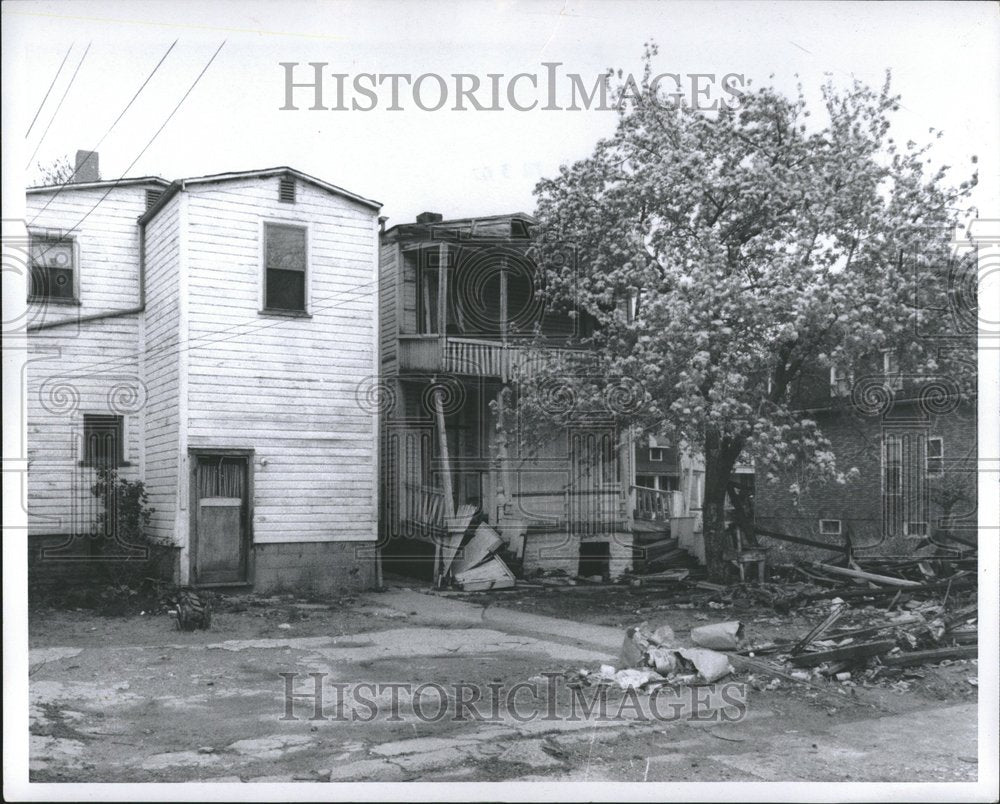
(3, 0, 998, 226)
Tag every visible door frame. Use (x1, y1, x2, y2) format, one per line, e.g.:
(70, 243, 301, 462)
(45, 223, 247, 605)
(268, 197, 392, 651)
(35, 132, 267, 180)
(188, 447, 255, 587)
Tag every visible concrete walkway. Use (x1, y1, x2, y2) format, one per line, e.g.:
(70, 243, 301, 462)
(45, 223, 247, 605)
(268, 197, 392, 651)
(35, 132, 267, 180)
(366, 587, 623, 653)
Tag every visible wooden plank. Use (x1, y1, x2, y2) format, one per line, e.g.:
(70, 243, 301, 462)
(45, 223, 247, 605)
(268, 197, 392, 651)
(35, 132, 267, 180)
(810, 562, 922, 588)
(432, 383, 456, 586)
(451, 522, 503, 575)
(788, 639, 896, 668)
(454, 554, 515, 591)
(790, 604, 846, 656)
(881, 646, 977, 667)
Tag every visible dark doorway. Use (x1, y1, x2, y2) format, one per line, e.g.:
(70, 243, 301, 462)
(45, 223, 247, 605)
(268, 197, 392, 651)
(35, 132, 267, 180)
(578, 541, 610, 579)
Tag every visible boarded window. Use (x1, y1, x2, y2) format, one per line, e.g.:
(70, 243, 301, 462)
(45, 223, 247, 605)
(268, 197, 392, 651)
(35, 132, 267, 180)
(29, 235, 75, 301)
(83, 414, 123, 467)
(264, 223, 307, 311)
(279, 175, 296, 203)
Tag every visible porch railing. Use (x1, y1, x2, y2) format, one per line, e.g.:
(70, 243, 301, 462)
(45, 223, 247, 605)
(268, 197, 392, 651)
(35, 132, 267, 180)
(402, 481, 446, 534)
(631, 485, 673, 522)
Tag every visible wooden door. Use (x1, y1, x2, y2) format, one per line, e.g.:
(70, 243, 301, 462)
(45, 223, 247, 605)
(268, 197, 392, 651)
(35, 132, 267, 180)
(194, 455, 249, 584)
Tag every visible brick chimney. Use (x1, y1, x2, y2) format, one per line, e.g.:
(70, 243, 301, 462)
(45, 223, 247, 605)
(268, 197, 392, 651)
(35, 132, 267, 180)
(73, 150, 100, 183)
(415, 211, 443, 224)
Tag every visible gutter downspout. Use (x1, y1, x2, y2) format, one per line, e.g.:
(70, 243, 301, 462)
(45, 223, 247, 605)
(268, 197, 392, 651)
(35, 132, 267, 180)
(27, 219, 148, 333)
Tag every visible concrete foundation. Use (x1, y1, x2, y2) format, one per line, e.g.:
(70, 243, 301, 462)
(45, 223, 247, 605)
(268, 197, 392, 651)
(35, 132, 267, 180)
(252, 541, 377, 594)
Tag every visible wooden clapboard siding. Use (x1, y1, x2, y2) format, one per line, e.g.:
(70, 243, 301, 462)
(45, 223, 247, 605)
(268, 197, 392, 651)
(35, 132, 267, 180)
(378, 240, 399, 374)
(142, 194, 183, 544)
(25, 186, 152, 536)
(183, 176, 378, 543)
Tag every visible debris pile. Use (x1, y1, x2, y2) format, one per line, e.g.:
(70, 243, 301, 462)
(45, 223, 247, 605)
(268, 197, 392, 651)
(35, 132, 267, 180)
(738, 596, 978, 686)
(568, 620, 741, 693)
(442, 510, 515, 592)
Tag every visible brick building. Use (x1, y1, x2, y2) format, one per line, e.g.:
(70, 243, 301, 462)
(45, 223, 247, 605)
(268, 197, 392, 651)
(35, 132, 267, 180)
(754, 356, 977, 562)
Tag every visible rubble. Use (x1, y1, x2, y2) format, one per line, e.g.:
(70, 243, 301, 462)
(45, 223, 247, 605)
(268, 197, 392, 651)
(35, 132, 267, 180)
(690, 621, 744, 651)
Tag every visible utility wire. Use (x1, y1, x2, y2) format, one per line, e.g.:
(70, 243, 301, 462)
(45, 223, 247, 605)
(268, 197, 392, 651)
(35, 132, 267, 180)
(26, 42, 92, 169)
(29, 40, 179, 225)
(25, 44, 73, 138)
(32, 40, 226, 259)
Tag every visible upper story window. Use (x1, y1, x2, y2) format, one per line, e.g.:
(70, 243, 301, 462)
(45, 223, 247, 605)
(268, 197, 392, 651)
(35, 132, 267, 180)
(83, 414, 123, 468)
(926, 437, 944, 477)
(263, 222, 308, 313)
(882, 435, 902, 496)
(649, 447, 665, 462)
(830, 364, 853, 397)
(882, 348, 902, 390)
(28, 234, 76, 302)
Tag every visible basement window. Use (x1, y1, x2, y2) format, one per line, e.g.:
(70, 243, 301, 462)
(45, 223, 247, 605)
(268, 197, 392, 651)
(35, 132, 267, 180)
(263, 222, 308, 313)
(28, 234, 76, 302)
(83, 414, 124, 468)
(819, 519, 842, 536)
(279, 175, 296, 204)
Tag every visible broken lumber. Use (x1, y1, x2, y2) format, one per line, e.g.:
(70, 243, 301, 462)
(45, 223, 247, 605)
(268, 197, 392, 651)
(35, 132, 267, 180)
(790, 603, 846, 656)
(881, 646, 977, 667)
(808, 562, 922, 588)
(454, 554, 515, 592)
(450, 522, 503, 575)
(788, 639, 896, 668)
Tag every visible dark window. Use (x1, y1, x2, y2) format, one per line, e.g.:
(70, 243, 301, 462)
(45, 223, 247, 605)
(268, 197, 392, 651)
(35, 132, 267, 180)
(926, 437, 943, 477)
(264, 223, 307, 311)
(83, 414, 123, 467)
(883, 436, 902, 496)
(819, 519, 842, 536)
(145, 189, 164, 210)
(279, 176, 296, 203)
(29, 235, 75, 301)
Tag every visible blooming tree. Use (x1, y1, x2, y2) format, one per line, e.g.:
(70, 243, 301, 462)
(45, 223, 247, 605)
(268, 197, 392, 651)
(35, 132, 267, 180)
(524, 49, 976, 581)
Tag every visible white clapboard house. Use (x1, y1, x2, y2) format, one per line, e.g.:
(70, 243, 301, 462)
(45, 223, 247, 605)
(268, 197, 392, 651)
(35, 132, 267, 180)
(25, 153, 382, 592)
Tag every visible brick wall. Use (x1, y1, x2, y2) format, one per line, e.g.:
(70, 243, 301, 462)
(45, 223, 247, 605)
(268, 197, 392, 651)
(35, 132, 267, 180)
(755, 398, 977, 561)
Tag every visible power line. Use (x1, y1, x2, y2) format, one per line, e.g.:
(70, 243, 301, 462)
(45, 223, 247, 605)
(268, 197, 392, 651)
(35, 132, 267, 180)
(26, 42, 92, 169)
(25, 44, 73, 138)
(31, 40, 226, 262)
(29, 40, 179, 225)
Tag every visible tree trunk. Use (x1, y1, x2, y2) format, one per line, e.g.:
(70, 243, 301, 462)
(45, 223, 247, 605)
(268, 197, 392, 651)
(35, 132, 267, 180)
(702, 429, 743, 583)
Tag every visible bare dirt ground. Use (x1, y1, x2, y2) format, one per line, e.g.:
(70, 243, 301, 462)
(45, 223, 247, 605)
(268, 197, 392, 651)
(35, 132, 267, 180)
(28, 583, 979, 784)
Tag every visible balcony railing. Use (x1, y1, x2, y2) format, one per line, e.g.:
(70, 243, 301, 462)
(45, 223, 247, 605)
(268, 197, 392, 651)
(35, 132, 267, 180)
(399, 335, 580, 379)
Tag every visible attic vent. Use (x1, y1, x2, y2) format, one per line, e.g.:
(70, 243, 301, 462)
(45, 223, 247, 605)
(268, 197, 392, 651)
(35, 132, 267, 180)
(279, 175, 296, 203)
(145, 189, 164, 211)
